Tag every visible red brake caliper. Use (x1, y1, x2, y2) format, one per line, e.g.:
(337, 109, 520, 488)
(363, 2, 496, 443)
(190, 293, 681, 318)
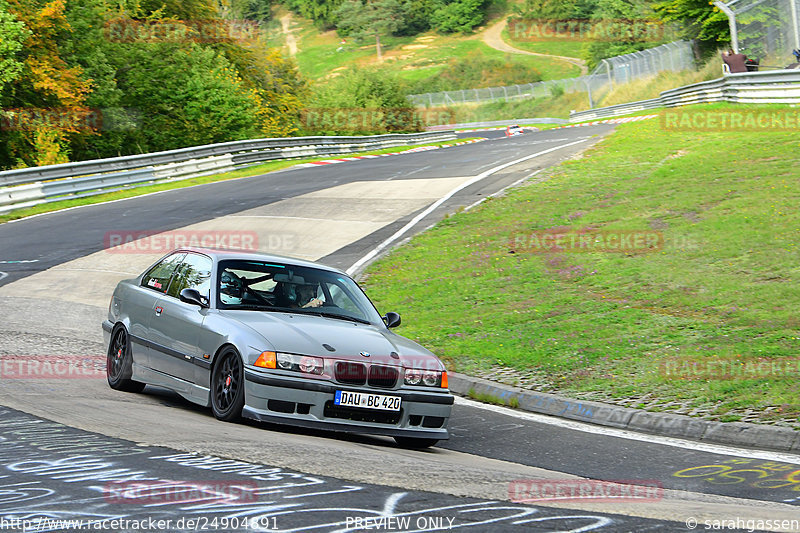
(225, 375, 232, 388)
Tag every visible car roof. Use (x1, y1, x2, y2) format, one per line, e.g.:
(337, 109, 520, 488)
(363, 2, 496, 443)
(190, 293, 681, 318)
(177, 247, 347, 276)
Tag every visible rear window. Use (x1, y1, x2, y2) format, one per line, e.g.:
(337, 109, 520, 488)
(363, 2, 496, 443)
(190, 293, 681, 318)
(141, 253, 185, 293)
(166, 253, 213, 301)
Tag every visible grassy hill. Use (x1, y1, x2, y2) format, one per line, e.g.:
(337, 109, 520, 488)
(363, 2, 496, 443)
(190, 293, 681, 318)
(268, 9, 585, 89)
(361, 103, 800, 428)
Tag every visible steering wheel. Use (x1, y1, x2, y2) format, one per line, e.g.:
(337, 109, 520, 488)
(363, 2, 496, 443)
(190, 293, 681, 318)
(239, 276, 273, 306)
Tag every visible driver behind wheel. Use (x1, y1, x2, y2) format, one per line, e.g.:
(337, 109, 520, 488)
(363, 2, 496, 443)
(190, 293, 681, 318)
(295, 283, 323, 308)
(219, 271, 244, 305)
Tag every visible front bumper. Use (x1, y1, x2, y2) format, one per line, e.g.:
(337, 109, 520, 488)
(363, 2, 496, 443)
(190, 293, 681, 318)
(243, 368, 453, 440)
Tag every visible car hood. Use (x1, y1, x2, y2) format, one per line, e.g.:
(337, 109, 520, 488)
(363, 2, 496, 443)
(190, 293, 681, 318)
(218, 310, 443, 369)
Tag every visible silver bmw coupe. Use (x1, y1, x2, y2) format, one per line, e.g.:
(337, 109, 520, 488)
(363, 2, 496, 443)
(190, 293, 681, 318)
(103, 247, 452, 447)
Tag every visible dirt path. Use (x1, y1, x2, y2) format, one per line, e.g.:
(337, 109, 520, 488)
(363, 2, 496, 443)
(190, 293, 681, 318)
(281, 13, 298, 56)
(482, 18, 588, 76)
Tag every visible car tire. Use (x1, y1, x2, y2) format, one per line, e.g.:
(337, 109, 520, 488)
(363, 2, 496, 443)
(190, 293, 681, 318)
(211, 347, 245, 421)
(106, 325, 146, 393)
(393, 436, 439, 449)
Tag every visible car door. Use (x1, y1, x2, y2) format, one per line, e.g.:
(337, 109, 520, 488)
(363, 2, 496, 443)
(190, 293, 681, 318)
(148, 252, 213, 386)
(134, 252, 186, 369)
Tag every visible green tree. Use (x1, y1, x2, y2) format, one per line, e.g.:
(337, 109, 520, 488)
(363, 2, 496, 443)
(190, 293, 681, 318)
(1, 0, 308, 168)
(284, 0, 344, 28)
(396, 0, 436, 34)
(581, 0, 671, 69)
(403, 53, 541, 92)
(513, 0, 597, 20)
(654, 0, 729, 56)
(0, 0, 29, 94)
(335, 0, 403, 61)
(99, 43, 264, 151)
(308, 67, 419, 134)
(430, 0, 487, 33)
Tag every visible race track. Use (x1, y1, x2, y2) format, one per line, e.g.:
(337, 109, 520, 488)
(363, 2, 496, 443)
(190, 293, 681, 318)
(1, 127, 797, 532)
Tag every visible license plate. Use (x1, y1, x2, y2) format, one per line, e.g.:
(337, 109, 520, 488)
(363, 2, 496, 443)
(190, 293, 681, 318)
(334, 390, 401, 411)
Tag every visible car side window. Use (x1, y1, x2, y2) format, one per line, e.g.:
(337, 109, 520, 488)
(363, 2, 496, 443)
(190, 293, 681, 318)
(166, 253, 213, 301)
(141, 253, 185, 293)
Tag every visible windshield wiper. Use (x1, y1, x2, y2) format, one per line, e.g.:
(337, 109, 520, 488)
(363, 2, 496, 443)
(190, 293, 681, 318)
(300, 310, 370, 324)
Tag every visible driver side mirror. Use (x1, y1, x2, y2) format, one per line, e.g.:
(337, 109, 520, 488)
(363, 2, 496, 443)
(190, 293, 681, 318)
(180, 288, 208, 308)
(383, 312, 401, 329)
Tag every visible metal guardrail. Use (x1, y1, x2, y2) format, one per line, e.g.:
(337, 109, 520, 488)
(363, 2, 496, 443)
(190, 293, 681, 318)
(0, 131, 456, 214)
(568, 69, 800, 122)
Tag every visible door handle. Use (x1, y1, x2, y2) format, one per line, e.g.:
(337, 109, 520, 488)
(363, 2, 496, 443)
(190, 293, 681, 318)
(155, 306, 163, 316)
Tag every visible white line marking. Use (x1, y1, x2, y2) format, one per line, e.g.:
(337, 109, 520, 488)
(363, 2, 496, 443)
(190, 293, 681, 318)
(346, 138, 590, 276)
(0, 272, 7, 282)
(0, 259, 39, 264)
(284, 486, 363, 499)
(382, 492, 407, 515)
(454, 396, 800, 464)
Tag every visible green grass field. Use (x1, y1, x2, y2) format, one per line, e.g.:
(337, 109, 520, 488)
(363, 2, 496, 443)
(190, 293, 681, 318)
(361, 103, 800, 427)
(276, 13, 582, 84)
(501, 27, 585, 58)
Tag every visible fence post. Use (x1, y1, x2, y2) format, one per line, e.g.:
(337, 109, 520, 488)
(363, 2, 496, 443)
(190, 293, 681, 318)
(604, 60, 613, 88)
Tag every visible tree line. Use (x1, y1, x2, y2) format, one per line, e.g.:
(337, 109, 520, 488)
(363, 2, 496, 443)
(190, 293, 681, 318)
(0, 0, 305, 169)
(0, 0, 739, 170)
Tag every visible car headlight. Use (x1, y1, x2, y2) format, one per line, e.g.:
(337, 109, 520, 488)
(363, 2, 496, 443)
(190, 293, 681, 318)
(422, 371, 439, 386)
(276, 352, 324, 375)
(405, 369, 422, 385)
(404, 369, 447, 388)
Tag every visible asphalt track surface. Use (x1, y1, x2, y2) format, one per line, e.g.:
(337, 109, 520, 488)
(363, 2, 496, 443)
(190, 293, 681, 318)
(0, 127, 795, 532)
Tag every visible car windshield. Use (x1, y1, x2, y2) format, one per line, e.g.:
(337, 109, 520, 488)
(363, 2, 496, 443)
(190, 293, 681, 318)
(216, 259, 382, 324)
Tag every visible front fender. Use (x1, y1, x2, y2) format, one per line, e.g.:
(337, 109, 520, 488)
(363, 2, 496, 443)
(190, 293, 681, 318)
(196, 311, 274, 389)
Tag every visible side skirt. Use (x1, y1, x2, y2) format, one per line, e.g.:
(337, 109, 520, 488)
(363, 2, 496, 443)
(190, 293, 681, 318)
(133, 363, 211, 408)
